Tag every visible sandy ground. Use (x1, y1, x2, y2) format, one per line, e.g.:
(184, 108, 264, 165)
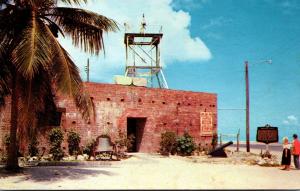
(1, 151, 300, 189)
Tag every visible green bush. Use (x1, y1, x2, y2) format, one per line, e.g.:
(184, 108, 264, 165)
(49, 128, 64, 161)
(159, 131, 177, 156)
(115, 130, 135, 151)
(67, 131, 81, 155)
(49, 147, 64, 160)
(126, 134, 135, 151)
(115, 130, 127, 148)
(176, 132, 196, 156)
(83, 139, 96, 159)
(0, 155, 7, 163)
(28, 137, 39, 157)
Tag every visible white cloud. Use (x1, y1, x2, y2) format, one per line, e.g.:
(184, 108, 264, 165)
(57, 0, 212, 82)
(283, 115, 299, 126)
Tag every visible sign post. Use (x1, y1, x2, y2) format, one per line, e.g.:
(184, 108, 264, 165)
(256, 124, 278, 157)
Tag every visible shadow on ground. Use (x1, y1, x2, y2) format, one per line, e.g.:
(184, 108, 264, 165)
(0, 166, 26, 178)
(0, 166, 117, 182)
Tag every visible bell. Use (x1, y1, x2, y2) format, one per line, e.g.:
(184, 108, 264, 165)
(95, 137, 113, 153)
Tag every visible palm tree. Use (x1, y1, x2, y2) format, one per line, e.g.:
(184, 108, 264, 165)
(0, 0, 118, 171)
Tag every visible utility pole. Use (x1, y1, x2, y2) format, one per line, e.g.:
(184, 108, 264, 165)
(245, 61, 250, 152)
(85, 58, 90, 82)
(244, 59, 271, 153)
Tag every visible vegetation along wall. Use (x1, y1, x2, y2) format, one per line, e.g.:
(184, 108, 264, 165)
(0, 82, 217, 155)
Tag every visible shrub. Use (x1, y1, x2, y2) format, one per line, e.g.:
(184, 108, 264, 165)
(49, 128, 64, 161)
(83, 139, 96, 159)
(159, 131, 177, 156)
(67, 131, 81, 156)
(0, 155, 7, 163)
(115, 130, 135, 151)
(3, 134, 22, 157)
(28, 136, 39, 157)
(176, 132, 196, 156)
(49, 147, 64, 161)
(126, 134, 135, 151)
(3, 134, 10, 155)
(115, 130, 127, 148)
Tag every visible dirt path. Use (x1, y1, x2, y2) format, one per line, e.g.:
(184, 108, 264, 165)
(0, 153, 299, 189)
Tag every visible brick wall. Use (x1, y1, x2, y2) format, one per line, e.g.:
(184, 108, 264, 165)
(0, 82, 217, 155)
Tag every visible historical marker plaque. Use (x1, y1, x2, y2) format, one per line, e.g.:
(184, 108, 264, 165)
(256, 125, 278, 144)
(200, 112, 213, 135)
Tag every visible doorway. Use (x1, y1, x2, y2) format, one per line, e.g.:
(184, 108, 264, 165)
(127, 117, 146, 152)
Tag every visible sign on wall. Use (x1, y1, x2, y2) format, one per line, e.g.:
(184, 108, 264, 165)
(200, 112, 213, 135)
(256, 124, 278, 144)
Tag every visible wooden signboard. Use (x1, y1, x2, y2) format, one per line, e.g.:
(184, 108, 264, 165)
(256, 125, 278, 144)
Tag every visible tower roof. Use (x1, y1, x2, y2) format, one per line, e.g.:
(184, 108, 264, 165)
(124, 33, 163, 46)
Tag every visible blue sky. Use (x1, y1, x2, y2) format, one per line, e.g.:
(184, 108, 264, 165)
(171, 0, 300, 141)
(59, 0, 300, 141)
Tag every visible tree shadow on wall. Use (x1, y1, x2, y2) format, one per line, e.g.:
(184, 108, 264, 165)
(0, 165, 117, 182)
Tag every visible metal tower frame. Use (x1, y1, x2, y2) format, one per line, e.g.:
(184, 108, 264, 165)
(124, 16, 168, 89)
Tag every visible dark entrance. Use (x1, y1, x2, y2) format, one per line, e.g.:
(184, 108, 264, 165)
(127, 117, 146, 152)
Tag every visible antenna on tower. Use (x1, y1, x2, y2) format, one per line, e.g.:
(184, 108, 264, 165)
(124, 22, 130, 33)
(140, 13, 146, 34)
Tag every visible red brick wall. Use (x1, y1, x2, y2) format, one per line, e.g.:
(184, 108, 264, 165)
(0, 82, 217, 155)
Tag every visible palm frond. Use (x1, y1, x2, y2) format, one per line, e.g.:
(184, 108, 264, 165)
(18, 70, 53, 129)
(50, 7, 118, 55)
(18, 68, 55, 130)
(0, 4, 18, 40)
(0, 59, 11, 110)
(41, 16, 65, 37)
(59, 0, 87, 5)
(30, 0, 55, 10)
(42, 21, 93, 121)
(0, 8, 12, 108)
(54, 46, 94, 121)
(0, 37, 6, 60)
(42, 22, 77, 95)
(53, 48, 94, 121)
(11, 11, 52, 80)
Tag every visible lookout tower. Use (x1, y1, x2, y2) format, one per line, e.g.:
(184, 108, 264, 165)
(123, 14, 168, 88)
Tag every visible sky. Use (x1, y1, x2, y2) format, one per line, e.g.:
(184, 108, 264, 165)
(58, 0, 300, 141)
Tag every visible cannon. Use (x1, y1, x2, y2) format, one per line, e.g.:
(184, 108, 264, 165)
(208, 141, 233, 157)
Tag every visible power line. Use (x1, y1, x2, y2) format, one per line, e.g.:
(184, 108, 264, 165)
(218, 108, 245, 111)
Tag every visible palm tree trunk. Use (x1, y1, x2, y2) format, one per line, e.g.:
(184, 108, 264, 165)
(6, 72, 20, 171)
